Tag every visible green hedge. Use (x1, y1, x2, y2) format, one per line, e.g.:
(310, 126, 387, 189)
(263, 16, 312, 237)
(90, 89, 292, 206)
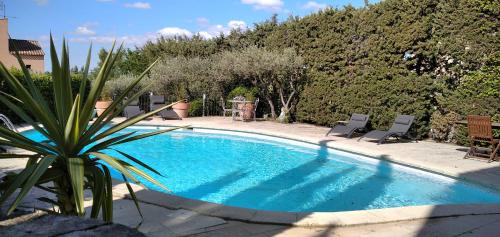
(0, 70, 89, 123)
(112, 0, 498, 141)
(297, 71, 434, 138)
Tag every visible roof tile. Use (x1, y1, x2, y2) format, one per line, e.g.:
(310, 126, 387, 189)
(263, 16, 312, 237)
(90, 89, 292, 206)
(9, 39, 45, 56)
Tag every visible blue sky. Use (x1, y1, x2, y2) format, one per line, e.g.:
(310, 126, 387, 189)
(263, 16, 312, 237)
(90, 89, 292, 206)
(5, 0, 376, 71)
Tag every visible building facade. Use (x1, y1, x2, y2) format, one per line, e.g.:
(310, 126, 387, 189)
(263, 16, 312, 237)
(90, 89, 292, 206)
(0, 18, 44, 73)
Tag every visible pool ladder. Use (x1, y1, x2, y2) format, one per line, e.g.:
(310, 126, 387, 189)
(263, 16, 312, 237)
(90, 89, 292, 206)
(0, 113, 18, 132)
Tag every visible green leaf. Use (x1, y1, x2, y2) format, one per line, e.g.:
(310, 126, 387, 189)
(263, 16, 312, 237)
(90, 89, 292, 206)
(85, 131, 136, 153)
(86, 166, 105, 219)
(101, 165, 113, 222)
(89, 152, 140, 184)
(0, 127, 55, 154)
(112, 126, 188, 146)
(117, 160, 170, 192)
(94, 58, 159, 122)
(0, 63, 62, 142)
(122, 175, 143, 219)
(10, 40, 52, 115)
(80, 83, 153, 145)
(0, 92, 52, 140)
(7, 155, 56, 215)
(50, 34, 64, 124)
(64, 95, 81, 148)
(111, 149, 162, 177)
(0, 164, 37, 206)
(79, 44, 92, 104)
(80, 42, 117, 129)
(67, 157, 85, 216)
(91, 101, 181, 142)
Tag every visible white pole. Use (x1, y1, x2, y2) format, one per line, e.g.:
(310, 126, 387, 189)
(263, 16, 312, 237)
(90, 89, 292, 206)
(202, 94, 206, 117)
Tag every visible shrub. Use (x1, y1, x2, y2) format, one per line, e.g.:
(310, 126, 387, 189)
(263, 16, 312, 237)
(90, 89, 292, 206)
(227, 86, 258, 102)
(433, 60, 500, 142)
(0, 69, 89, 123)
(104, 74, 148, 100)
(188, 99, 204, 117)
(148, 56, 218, 102)
(430, 111, 460, 142)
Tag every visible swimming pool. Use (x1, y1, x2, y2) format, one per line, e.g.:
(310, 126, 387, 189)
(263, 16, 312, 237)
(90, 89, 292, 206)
(22, 126, 500, 212)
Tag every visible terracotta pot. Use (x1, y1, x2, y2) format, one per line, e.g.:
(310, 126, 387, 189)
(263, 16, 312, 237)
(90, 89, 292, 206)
(95, 100, 112, 117)
(242, 103, 255, 121)
(172, 102, 190, 118)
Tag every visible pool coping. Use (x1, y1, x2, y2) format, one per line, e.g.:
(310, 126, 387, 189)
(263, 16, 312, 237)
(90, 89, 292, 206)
(117, 186, 500, 227)
(11, 123, 500, 227)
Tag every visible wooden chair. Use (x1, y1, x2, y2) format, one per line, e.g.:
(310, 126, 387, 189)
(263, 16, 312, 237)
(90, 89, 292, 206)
(465, 115, 500, 162)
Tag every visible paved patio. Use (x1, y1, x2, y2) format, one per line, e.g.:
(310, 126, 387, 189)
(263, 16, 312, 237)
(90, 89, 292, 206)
(1, 116, 500, 236)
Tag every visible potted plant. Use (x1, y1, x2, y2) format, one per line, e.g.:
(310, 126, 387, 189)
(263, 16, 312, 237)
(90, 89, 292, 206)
(0, 37, 176, 222)
(172, 83, 190, 118)
(228, 86, 257, 121)
(242, 91, 256, 121)
(95, 86, 113, 117)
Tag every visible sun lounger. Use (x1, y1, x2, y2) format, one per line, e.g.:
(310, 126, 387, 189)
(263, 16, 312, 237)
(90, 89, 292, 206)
(150, 95, 166, 111)
(326, 113, 369, 138)
(358, 115, 415, 144)
(123, 100, 144, 119)
(159, 109, 181, 120)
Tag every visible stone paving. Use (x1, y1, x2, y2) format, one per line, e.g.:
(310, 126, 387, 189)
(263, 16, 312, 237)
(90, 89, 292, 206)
(1, 116, 500, 236)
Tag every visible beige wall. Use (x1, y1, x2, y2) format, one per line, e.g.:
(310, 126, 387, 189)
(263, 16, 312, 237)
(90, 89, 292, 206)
(1, 53, 45, 73)
(0, 18, 45, 73)
(0, 19, 10, 64)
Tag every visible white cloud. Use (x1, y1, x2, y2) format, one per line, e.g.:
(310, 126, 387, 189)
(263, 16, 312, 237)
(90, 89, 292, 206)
(241, 0, 283, 11)
(228, 20, 247, 30)
(197, 20, 247, 39)
(197, 31, 213, 40)
(69, 33, 157, 46)
(68, 20, 247, 47)
(157, 27, 193, 38)
(302, 1, 327, 11)
(124, 2, 151, 9)
(34, 0, 49, 6)
(75, 26, 96, 36)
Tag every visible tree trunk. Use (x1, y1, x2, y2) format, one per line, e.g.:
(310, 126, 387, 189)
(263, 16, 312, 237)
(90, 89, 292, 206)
(277, 87, 295, 123)
(54, 176, 78, 216)
(266, 97, 276, 119)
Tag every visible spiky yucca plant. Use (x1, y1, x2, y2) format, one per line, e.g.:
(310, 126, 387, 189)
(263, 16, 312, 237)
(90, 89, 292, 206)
(0, 36, 180, 222)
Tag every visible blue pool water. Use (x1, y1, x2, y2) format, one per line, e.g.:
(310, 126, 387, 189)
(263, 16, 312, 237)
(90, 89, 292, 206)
(22, 127, 500, 212)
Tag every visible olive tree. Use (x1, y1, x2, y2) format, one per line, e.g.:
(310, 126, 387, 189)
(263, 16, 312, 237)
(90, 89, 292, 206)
(228, 46, 306, 121)
(148, 56, 220, 101)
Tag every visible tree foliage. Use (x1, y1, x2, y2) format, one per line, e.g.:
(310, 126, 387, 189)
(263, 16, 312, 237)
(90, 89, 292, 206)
(100, 0, 498, 138)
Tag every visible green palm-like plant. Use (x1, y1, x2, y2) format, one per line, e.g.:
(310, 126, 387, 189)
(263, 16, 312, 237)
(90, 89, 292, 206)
(0, 36, 180, 222)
